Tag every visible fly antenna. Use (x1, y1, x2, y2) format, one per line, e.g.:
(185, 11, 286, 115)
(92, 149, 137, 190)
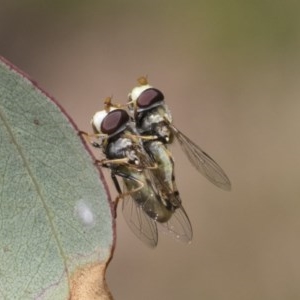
(137, 76, 148, 86)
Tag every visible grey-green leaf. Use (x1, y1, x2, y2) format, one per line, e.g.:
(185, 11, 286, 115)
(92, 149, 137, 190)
(0, 57, 114, 299)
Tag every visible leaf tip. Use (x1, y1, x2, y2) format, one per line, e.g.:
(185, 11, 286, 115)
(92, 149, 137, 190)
(70, 262, 113, 300)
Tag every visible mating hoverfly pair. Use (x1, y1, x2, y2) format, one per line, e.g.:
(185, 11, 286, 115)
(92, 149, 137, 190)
(82, 77, 231, 247)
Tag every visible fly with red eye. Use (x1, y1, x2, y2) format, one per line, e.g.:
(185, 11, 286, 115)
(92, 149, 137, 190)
(128, 77, 232, 191)
(81, 98, 193, 247)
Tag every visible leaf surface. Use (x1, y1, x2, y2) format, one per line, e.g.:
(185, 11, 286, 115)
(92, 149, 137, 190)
(0, 57, 114, 299)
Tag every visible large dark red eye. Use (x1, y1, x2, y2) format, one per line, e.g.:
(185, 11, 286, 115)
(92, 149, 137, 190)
(101, 109, 129, 135)
(137, 88, 164, 109)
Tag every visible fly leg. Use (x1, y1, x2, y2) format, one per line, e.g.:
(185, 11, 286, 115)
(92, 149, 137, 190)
(103, 97, 127, 110)
(124, 132, 158, 142)
(95, 158, 144, 172)
(98, 157, 130, 166)
(78, 130, 107, 148)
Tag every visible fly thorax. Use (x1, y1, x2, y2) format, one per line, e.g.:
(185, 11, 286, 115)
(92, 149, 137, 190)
(115, 137, 133, 150)
(139, 109, 165, 133)
(140, 106, 173, 142)
(106, 137, 133, 159)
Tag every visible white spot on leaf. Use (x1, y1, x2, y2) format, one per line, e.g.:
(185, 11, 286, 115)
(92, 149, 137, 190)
(75, 200, 95, 227)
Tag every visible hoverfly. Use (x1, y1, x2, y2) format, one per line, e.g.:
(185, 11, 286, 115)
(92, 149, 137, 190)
(127, 77, 232, 191)
(82, 98, 192, 247)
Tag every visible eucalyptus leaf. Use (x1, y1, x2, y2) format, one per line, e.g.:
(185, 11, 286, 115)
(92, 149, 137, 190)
(0, 57, 114, 300)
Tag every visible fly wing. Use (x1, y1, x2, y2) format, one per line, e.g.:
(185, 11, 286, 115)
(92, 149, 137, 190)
(122, 183, 158, 248)
(158, 204, 193, 244)
(171, 125, 231, 191)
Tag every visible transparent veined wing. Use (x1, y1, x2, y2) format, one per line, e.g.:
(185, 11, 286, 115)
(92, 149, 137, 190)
(170, 125, 231, 191)
(158, 204, 193, 244)
(121, 181, 158, 248)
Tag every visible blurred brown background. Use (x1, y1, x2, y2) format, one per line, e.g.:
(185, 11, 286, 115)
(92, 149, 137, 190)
(1, 1, 300, 299)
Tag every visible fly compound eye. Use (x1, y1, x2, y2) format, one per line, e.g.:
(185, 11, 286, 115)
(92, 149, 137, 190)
(137, 88, 164, 109)
(101, 109, 130, 135)
(129, 84, 152, 102)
